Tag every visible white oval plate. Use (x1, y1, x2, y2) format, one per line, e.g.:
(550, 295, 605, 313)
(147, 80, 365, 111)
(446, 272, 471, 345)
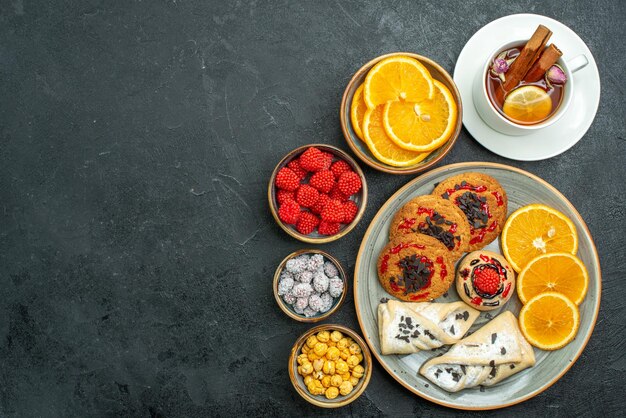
(354, 162, 601, 410)
(454, 14, 601, 161)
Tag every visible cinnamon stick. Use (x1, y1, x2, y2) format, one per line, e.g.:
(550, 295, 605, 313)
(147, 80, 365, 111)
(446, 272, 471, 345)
(502, 25, 552, 91)
(524, 44, 562, 82)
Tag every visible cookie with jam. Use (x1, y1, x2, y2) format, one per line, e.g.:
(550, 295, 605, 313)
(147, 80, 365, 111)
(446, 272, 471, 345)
(389, 195, 471, 261)
(377, 234, 455, 302)
(456, 250, 516, 311)
(432, 172, 507, 251)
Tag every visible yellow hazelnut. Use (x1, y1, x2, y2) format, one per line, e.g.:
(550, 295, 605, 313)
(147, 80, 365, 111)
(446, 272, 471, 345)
(297, 353, 309, 365)
(307, 379, 324, 396)
(313, 370, 324, 380)
(306, 335, 318, 348)
(347, 355, 360, 368)
(322, 360, 335, 375)
(330, 330, 343, 342)
(313, 358, 324, 372)
(303, 375, 313, 386)
(321, 375, 332, 388)
(349, 343, 361, 355)
(335, 360, 349, 374)
(330, 374, 343, 387)
(300, 362, 313, 375)
(342, 372, 351, 381)
(357, 353, 363, 362)
(327, 340, 336, 347)
(349, 376, 359, 386)
(339, 380, 353, 396)
(352, 365, 365, 378)
(326, 346, 340, 361)
(337, 338, 349, 349)
(316, 330, 330, 342)
(325, 386, 339, 400)
(313, 342, 328, 357)
(301, 345, 310, 354)
(307, 352, 319, 362)
(340, 348, 350, 361)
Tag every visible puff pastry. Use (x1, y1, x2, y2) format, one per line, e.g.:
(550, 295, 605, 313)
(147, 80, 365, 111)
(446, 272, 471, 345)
(378, 300, 479, 355)
(419, 311, 535, 392)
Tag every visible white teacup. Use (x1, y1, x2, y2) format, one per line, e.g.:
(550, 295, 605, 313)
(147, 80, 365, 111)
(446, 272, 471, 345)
(472, 40, 589, 136)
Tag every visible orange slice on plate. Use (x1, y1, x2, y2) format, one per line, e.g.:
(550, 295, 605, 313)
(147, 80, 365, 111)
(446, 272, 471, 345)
(501, 204, 578, 272)
(383, 80, 457, 152)
(364, 56, 434, 109)
(517, 252, 589, 305)
(350, 84, 367, 141)
(519, 291, 580, 350)
(362, 105, 431, 167)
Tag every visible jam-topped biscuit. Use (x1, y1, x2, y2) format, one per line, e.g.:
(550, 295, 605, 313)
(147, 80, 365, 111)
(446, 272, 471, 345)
(377, 234, 455, 302)
(389, 195, 471, 261)
(432, 172, 507, 251)
(456, 250, 516, 311)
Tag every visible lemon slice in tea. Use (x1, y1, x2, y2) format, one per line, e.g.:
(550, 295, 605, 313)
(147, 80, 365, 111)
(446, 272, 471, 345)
(503, 85, 552, 124)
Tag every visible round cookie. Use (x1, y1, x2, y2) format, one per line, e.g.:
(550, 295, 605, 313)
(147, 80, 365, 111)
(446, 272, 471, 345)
(389, 195, 471, 261)
(432, 172, 508, 251)
(377, 234, 455, 302)
(456, 250, 516, 311)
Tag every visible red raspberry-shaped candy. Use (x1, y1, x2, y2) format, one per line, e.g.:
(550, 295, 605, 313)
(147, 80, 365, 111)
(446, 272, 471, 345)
(309, 170, 335, 193)
(330, 160, 352, 180)
(322, 152, 334, 168)
(311, 193, 330, 215)
(276, 189, 295, 205)
(299, 147, 331, 172)
(295, 184, 319, 208)
(275, 167, 300, 191)
(472, 266, 501, 295)
(342, 200, 359, 224)
(318, 220, 340, 236)
(329, 185, 349, 202)
(338, 171, 362, 196)
(320, 199, 345, 223)
(287, 159, 308, 180)
(278, 200, 301, 225)
(296, 212, 320, 235)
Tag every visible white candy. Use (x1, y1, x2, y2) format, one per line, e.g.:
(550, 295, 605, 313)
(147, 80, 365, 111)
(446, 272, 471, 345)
(308, 294, 324, 312)
(319, 292, 334, 312)
(291, 283, 314, 299)
(296, 270, 313, 284)
(294, 297, 309, 311)
(283, 291, 296, 305)
(328, 277, 344, 298)
(323, 261, 339, 277)
(285, 257, 307, 274)
(307, 254, 325, 271)
(277, 275, 294, 296)
(303, 307, 318, 318)
(313, 271, 329, 293)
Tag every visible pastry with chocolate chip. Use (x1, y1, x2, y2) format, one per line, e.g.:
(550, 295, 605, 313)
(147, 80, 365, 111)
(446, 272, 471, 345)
(432, 172, 508, 251)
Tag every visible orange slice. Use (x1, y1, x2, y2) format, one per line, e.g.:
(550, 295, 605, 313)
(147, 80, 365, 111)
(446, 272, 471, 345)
(517, 253, 589, 305)
(362, 105, 431, 167)
(383, 80, 457, 152)
(364, 56, 434, 109)
(501, 204, 578, 272)
(503, 85, 552, 124)
(519, 292, 580, 350)
(350, 84, 367, 141)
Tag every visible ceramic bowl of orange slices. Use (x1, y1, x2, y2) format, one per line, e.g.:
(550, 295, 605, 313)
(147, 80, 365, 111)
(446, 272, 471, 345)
(340, 53, 463, 174)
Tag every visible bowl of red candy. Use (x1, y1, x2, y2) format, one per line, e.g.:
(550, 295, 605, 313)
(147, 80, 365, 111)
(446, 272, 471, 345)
(268, 144, 368, 243)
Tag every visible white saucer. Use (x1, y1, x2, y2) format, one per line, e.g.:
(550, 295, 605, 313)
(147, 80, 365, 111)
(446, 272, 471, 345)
(454, 14, 601, 161)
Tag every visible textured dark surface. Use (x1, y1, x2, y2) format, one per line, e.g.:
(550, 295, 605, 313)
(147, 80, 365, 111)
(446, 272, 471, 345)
(1, 1, 625, 417)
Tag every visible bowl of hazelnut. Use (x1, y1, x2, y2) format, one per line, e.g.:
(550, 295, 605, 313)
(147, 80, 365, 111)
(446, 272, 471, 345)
(288, 324, 372, 408)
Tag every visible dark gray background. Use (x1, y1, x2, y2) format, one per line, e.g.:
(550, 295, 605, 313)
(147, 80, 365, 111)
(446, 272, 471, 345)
(1, 0, 624, 417)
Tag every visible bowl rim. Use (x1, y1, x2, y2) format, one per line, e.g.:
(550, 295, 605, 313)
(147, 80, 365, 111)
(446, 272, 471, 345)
(273, 249, 348, 323)
(267, 143, 368, 243)
(288, 323, 373, 408)
(339, 52, 463, 175)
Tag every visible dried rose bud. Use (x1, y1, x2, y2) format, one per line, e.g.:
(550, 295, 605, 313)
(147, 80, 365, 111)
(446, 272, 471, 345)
(491, 58, 509, 75)
(546, 64, 567, 85)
